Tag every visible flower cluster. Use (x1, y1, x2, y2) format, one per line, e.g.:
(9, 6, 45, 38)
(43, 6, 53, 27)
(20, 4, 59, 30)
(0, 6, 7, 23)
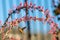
(0, 2, 60, 40)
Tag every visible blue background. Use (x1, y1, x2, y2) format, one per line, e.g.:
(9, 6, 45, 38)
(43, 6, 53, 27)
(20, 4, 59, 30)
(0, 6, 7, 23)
(0, 0, 60, 34)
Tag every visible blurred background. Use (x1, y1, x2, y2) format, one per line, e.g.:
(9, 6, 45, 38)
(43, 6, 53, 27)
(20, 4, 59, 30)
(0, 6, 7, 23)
(0, 0, 60, 40)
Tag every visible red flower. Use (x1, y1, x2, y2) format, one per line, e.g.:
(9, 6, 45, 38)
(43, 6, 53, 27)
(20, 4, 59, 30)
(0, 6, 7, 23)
(38, 6, 41, 9)
(30, 16, 33, 20)
(30, 2, 32, 7)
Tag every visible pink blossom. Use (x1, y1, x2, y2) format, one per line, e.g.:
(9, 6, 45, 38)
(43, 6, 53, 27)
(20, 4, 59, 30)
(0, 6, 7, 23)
(38, 6, 41, 9)
(9, 9, 13, 14)
(24, 2, 27, 7)
(20, 2, 22, 6)
(30, 2, 32, 7)
(44, 9, 50, 15)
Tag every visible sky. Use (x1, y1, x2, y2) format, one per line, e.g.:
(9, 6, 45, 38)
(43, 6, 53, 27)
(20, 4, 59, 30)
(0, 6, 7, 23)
(0, 0, 60, 34)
